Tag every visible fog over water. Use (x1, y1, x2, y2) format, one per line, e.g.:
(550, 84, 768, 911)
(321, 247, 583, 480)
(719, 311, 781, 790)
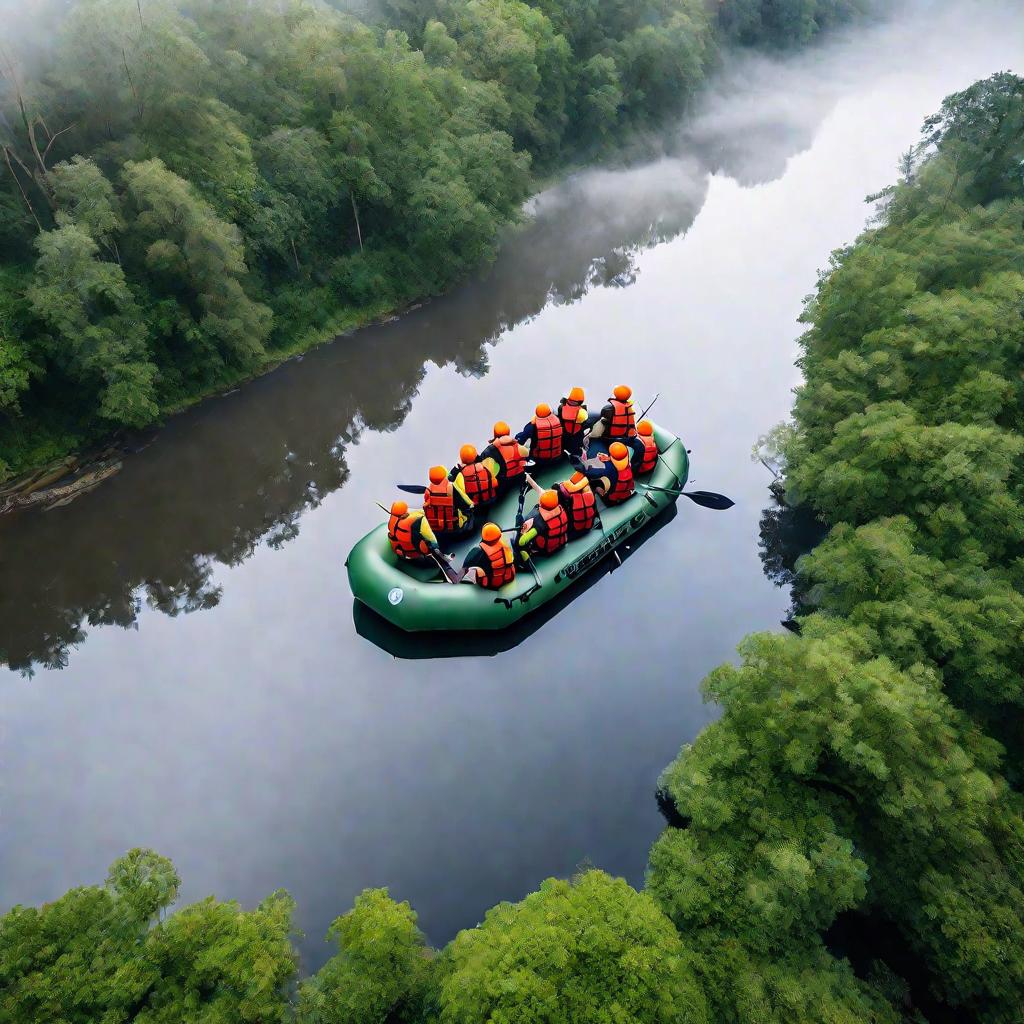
(1, 0, 1020, 969)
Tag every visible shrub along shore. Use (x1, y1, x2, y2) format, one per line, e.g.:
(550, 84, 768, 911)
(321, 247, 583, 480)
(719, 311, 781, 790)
(0, 0, 864, 482)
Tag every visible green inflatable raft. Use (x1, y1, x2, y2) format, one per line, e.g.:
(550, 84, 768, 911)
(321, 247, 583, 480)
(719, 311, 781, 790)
(346, 424, 689, 632)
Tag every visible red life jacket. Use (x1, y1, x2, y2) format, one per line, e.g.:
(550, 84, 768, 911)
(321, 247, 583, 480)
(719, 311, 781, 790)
(533, 503, 569, 554)
(424, 479, 457, 533)
(479, 537, 516, 589)
(606, 398, 636, 438)
(492, 436, 525, 481)
(388, 511, 430, 559)
(636, 434, 658, 474)
(559, 398, 586, 437)
(460, 461, 498, 505)
(605, 459, 635, 505)
(531, 412, 563, 462)
(558, 482, 596, 535)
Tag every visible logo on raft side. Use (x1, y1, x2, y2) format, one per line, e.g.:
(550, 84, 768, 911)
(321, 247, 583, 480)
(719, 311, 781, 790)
(554, 510, 650, 583)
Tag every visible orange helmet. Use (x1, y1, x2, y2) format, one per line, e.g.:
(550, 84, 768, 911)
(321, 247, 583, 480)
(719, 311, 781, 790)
(481, 522, 502, 543)
(568, 387, 585, 402)
(609, 442, 629, 460)
(563, 471, 588, 492)
(429, 465, 447, 484)
(638, 420, 654, 436)
(540, 490, 559, 510)
(493, 421, 510, 438)
(613, 384, 632, 401)
(391, 500, 408, 516)
(535, 402, 552, 418)
(460, 444, 478, 465)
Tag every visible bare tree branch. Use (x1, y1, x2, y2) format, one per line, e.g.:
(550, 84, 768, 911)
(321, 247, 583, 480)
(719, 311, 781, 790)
(42, 122, 76, 164)
(2, 145, 42, 232)
(122, 50, 143, 119)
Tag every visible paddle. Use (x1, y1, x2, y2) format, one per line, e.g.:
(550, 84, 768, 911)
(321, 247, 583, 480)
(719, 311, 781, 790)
(513, 476, 544, 588)
(396, 483, 426, 494)
(431, 551, 463, 584)
(638, 392, 660, 422)
(639, 484, 735, 510)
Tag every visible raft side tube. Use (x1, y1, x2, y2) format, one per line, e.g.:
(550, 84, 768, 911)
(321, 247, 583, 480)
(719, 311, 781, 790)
(346, 425, 688, 632)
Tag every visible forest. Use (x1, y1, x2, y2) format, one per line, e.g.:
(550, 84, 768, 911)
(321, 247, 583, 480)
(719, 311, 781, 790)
(4, 68, 1024, 1024)
(0, 0, 863, 479)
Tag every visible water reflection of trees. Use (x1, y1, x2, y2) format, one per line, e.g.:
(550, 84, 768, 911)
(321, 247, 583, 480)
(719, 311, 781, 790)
(0, 169, 710, 673)
(758, 497, 828, 621)
(1, 94, 831, 673)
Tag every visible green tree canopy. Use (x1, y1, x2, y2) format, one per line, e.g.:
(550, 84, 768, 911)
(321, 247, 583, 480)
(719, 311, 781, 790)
(439, 870, 709, 1024)
(298, 888, 428, 1024)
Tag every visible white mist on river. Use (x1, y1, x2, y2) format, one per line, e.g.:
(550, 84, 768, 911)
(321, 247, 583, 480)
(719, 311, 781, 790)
(2, 0, 1020, 967)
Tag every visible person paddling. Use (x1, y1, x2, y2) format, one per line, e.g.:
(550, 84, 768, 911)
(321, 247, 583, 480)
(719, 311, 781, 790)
(461, 522, 517, 589)
(387, 501, 442, 564)
(525, 470, 596, 539)
(518, 488, 570, 556)
(629, 419, 659, 475)
(557, 470, 598, 537)
(480, 421, 528, 494)
(516, 403, 564, 465)
(585, 441, 635, 505)
(450, 444, 499, 508)
(423, 465, 474, 537)
(590, 384, 637, 440)
(557, 387, 590, 456)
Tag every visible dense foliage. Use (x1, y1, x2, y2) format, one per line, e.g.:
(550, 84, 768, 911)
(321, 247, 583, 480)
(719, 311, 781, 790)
(650, 70, 1024, 1024)
(0, 849, 297, 1023)
(0, 0, 860, 479)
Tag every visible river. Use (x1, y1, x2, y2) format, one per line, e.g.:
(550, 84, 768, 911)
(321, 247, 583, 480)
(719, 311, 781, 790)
(1, 1, 1018, 969)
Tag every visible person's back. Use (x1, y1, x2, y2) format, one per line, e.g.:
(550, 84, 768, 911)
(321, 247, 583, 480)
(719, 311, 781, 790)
(480, 421, 527, 493)
(387, 501, 437, 563)
(519, 489, 569, 555)
(595, 384, 637, 440)
(557, 471, 597, 538)
(557, 387, 589, 456)
(423, 465, 473, 535)
(586, 441, 635, 505)
(631, 419, 658, 475)
(517, 404, 563, 464)
(451, 444, 499, 507)
(462, 522, 516, 589)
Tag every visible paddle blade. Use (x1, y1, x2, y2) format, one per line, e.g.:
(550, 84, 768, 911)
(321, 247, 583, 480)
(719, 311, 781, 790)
(683, 490, 735, 511)
(397, 483, 425, 494)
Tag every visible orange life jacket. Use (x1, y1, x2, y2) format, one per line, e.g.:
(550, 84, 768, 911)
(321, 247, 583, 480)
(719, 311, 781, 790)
(606, 397, 636, 439)
(388, 511, 431, 559)
(533, 503, 569, 554)
(605, 458, 635, 505)
(492, 435, 525, 481)
(636, 434, 658, 474)
(531, 412, 563, 462)
(460, 461, 498, 505)
(558, 482, 596, 535)
(479, 537, 516, 589)
(559, 398, 586, 437)
(424, 479, 458, 533)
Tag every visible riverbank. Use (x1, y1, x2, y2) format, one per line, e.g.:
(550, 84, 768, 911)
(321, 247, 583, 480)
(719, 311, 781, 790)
(0, 295, 397, 513)
(0, 0, 871, 494)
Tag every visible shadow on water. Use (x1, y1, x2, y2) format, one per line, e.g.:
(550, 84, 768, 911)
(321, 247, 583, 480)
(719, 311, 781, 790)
(758, 496, 830, 623)
(354, 504, 679, 659)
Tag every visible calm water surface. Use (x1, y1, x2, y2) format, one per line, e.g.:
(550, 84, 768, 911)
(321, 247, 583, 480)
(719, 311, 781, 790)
(2, 1, 1019, 968)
